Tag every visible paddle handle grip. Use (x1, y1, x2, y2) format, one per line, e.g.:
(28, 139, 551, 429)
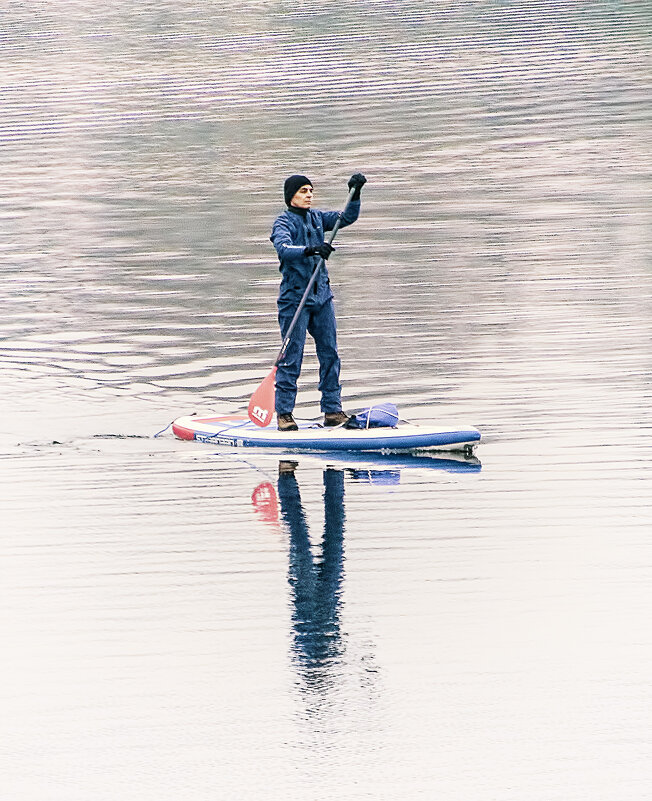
(275, 185, 357, 367)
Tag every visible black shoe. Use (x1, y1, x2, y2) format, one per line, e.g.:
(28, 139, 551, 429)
(324, 411, 350, 427)
(277, 413, 298, 431)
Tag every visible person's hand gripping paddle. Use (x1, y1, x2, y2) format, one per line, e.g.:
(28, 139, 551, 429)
(248, 184, 358, 427)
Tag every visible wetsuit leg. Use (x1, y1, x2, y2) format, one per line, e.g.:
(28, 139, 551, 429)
(275, 305, 309, 415)
(308, 299, 342, 413)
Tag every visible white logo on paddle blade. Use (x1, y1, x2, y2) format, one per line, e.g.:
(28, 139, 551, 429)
(251, 405, 269, 424)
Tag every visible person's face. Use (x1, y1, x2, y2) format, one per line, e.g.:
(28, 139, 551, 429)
(291, 184, 313, 209)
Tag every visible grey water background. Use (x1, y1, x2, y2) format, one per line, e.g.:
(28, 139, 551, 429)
(2, 1, 651, 799)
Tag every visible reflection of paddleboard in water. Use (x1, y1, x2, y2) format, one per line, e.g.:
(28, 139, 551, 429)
(250, 450, 480, 530)
(306, 450, 481, 474)
(172, 414, 480, 454)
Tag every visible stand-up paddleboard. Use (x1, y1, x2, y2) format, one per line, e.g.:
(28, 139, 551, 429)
(172, 414, 480, 453)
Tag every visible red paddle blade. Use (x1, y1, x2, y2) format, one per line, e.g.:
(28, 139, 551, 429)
(248, 367, 277, 427)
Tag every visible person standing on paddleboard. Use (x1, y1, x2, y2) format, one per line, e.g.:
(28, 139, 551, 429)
(270, 172, 366, 431)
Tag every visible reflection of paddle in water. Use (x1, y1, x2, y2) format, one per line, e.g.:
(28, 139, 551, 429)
(277, 462, 346, 692)
(251, 481, 279, 526)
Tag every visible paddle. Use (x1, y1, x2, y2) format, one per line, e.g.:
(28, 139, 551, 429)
(248, 185, 357, 427)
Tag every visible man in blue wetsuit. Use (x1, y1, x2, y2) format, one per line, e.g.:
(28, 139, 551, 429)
(270, 172, 366, 431)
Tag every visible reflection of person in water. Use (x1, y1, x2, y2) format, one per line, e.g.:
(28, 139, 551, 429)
(277, 462, 345, 690)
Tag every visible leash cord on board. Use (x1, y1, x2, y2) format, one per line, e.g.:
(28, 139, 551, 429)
(153, 420, 174, 438)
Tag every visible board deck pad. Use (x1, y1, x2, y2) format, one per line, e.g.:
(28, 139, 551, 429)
(172, 414, 480, 453)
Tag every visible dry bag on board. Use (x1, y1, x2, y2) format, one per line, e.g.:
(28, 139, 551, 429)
(345, 402, 399, 429)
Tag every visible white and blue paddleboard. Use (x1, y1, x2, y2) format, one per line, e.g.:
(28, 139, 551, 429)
(172, 414, 480, 453)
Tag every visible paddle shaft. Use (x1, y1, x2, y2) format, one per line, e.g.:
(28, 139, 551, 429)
(274, 185, 357, 367)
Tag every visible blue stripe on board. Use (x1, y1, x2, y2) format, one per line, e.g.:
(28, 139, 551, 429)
(192, 427, 480, 451)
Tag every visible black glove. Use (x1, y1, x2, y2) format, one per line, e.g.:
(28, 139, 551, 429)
(304, 242, 335, 260)
(348, 172, 367, 200)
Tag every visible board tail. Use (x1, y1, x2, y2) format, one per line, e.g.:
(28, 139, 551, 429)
(248, 367, 276, 427)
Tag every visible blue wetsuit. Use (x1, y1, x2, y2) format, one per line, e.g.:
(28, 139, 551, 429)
(270, 201, 360, 415)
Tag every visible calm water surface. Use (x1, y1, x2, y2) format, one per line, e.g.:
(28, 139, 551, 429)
(2, 2, 651, 799)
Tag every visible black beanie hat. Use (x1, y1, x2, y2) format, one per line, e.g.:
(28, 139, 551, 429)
(284, 174, 312, 207)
